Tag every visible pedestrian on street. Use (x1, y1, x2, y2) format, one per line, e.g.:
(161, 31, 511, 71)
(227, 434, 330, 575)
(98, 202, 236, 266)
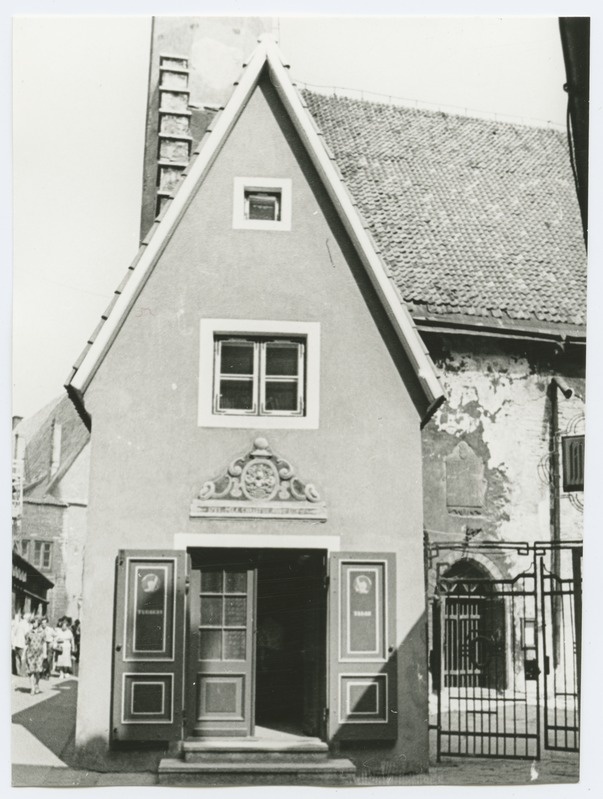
(40, 617, 55, 679)
(24, 617, 46, 695)
(54, 618, 75, 679)
(12, 612, 31, 678)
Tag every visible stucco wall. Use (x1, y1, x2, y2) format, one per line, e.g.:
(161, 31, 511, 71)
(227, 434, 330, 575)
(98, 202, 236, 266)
(77, 76, 429, 772)
(422, 334, 585, 579)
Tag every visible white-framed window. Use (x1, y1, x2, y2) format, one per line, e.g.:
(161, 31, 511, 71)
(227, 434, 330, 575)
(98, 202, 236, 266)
(199, 320, 320, 429)
(232, 177, 292, 231)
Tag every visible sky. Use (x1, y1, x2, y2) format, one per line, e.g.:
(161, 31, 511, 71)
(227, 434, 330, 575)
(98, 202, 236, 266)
(10, 12, 585, 418)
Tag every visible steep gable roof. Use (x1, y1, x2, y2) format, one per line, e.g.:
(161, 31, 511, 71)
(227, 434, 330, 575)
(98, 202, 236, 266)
(66, 36, 445, 424)
(15, 393, 90, 505)
(302, 91, 586, 333)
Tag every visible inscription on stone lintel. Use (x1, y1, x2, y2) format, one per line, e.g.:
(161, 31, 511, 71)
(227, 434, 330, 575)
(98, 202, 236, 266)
(190, 499, 327, 521)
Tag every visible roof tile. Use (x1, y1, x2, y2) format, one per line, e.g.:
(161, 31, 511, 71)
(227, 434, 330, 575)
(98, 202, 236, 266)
(302, 90, 586, 327)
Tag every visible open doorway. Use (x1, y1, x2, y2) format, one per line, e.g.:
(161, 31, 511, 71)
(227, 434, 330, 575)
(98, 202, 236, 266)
(188, 548, 327, 739)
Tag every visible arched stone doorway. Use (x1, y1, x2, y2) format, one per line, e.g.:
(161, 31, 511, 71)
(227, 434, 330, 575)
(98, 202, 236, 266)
(438, 559, 506, 691)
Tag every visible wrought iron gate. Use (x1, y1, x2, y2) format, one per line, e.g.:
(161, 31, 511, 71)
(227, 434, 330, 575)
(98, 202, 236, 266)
(428, 541, 581, 761)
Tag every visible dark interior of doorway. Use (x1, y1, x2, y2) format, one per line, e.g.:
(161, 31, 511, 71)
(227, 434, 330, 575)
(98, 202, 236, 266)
(191, 548, 326, 738)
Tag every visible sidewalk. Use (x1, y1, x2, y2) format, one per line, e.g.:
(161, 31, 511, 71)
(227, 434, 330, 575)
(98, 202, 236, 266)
(11, 674, 156, 787)
(11, 674, 579, 787)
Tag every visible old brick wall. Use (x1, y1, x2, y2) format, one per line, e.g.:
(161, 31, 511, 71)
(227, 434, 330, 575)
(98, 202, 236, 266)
(17, 501, 66, 621)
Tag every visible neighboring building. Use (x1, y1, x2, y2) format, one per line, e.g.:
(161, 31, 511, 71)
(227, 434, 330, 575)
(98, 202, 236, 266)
(300, 84, 586, 760)
(64, 27, 586, 779)
(12, 550, 54, 617)
(12, 394, 90, 621)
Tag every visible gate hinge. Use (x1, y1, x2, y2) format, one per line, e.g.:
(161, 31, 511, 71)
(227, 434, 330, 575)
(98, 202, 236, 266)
(323, 575, 330, 591)
(322, 707, 329, 724)
(185, 575, 190, 595)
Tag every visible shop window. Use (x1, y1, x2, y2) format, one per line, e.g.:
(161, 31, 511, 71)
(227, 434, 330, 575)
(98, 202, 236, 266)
(198, 319, 320, 430)
(562, 435, 585, 492)
(233, 177, 292, 230)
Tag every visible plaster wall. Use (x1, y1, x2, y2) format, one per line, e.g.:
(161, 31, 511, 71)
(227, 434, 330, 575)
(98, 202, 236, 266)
(76, 76, 428, 772)
(422, 335, 585, 578)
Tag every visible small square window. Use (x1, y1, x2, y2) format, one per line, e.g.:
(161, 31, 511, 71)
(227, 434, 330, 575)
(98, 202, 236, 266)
(245, 190, 281, 222)
(233, 178, 291, 230)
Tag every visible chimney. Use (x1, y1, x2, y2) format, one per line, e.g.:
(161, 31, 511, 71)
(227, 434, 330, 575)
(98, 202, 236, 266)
(50, 421, 62, 477)
(155, 55, 192, 218)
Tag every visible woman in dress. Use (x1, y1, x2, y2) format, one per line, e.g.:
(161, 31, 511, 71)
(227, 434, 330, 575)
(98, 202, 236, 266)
(54, 618, 74, 679)
(24, 617, 46, 695)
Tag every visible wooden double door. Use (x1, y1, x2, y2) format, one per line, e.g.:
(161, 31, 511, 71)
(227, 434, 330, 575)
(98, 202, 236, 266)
(111, 548, 398, 744)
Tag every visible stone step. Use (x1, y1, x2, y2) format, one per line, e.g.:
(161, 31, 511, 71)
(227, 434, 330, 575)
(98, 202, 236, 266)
(158, 757, 356, 786)
(182, 736, 329, 762)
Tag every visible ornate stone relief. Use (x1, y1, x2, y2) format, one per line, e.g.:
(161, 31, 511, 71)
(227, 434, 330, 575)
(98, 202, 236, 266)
(190, 437, 327, 520)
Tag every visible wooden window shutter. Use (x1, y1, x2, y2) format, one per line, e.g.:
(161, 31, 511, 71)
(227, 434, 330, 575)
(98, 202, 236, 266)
(562, 435, 585, 492)
(111, 550, 188, 742)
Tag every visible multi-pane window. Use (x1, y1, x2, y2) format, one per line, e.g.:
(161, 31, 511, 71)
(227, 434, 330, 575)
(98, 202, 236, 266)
(32, 541, 52, 570)
(199, 569, 248, 661)
(214, 336, 305, 417)
(562, 435, 585, 492)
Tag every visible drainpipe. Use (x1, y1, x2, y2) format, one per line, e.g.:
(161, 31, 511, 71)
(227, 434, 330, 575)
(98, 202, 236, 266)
(549, 378, 573, 666)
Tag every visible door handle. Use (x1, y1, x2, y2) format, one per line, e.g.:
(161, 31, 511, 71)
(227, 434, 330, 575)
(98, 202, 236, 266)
(115, 644, 122, 652)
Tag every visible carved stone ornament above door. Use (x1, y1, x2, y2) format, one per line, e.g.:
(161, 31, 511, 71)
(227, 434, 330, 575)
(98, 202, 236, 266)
(190, 437, 327, 521)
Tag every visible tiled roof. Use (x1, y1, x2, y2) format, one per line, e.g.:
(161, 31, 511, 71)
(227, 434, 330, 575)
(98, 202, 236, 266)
(15, 393, 89, 505)
(301, 90, 587, 328)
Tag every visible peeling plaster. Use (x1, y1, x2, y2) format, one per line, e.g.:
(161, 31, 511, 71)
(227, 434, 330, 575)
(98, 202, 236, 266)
(423, 341, 585, 549)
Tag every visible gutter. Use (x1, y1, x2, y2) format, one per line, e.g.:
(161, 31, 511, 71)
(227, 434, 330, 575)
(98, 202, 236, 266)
(415, 319, 586, 346)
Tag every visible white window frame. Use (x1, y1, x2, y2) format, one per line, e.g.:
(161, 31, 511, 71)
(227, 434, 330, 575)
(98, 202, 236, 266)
(199, 319, 320, 429)
(232, 177, 292, 231)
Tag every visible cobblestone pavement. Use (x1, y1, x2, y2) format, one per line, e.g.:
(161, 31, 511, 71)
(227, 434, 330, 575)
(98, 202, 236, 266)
(11, 674, 580, 788)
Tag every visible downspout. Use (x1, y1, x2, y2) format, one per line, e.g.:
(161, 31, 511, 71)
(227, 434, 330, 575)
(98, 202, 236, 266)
(549, 377, 573, 666)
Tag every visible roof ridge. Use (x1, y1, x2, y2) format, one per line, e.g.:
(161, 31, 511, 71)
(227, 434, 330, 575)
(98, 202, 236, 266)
(299, 86, 566, 136)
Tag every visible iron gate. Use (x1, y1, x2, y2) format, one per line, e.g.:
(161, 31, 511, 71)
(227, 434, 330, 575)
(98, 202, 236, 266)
(428, 541, 581, 761)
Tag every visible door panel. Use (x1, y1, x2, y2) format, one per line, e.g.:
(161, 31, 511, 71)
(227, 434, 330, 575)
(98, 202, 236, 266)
(187, 566, 256, 737)
(328, 553, 397, 740)
(111, 550, 187, 742)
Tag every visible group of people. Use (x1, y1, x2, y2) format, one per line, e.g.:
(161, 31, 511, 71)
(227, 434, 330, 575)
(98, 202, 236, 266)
(11, 612, 80, 696)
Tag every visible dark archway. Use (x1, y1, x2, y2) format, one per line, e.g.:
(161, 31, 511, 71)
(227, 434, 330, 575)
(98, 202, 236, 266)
(439, 559, 506, 690)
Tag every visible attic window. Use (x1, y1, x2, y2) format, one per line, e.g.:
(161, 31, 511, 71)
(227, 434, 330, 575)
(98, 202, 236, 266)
(245, 190, 281, 221)
(233, 177, 291, 231)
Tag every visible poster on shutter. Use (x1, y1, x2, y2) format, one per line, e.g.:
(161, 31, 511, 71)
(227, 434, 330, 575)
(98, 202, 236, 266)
(340, 561, 386, 660)
(125, 559, 175, 661)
